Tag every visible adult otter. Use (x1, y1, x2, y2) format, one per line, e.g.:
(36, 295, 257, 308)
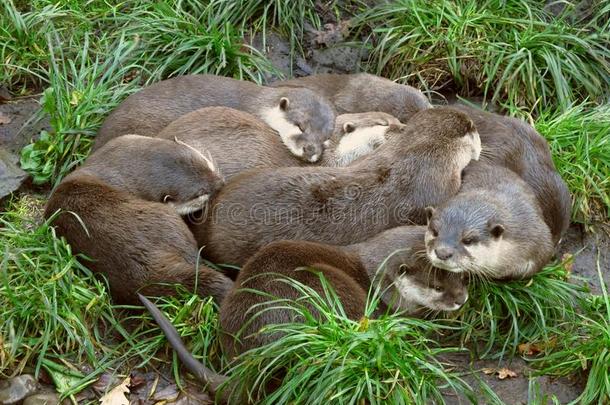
(93, 74, 336, 163)
(451, 104, 571, 244)
(195, 108, 480, 265)
(424, 161, 554, 280)
(272, 73, 432, 123)
(139, 228, 467, 402)
(156, 107, 402, 179)
(45, 135, 232, 304)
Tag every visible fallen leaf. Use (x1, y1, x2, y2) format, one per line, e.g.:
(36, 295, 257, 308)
(99, 377, 130, 405)
(518, 342, 542, 356)
(561, 253, 574, 274)
(481, 367, 495, 375)
(497, 368, 518, 380)
(0, 112, 11, 125)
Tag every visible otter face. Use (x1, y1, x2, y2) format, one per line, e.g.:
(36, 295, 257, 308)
(392, 265, 468, 312)
(161, 138, 225, 216)
(262, 91, 335, 163)
(424, 200, 510, 277)
(334, 120, 389, 166)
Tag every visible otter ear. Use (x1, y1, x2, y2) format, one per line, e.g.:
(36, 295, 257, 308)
(489, 223, 505, 238)
(425, 206, 435, 223)
(279, 97, 290, 111)
(343, 122, 355, 133)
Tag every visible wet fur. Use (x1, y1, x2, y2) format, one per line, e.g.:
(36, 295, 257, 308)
(93, 74, 336, 162)
(157, 107, 401, 180)
(452, 104, 571, 244)
(195, 108, 478, 265)
(44, 135, 232, 304)
(140, 229, 467, 403)
(425, 161, 554, 279)
(272, 73, 432, 123)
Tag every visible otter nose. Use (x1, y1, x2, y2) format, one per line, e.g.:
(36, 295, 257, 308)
(435, 248, 453, 260)
(304, 143, 322, 163)
(455, 293, 468, 306)
(304, 144, 316, 155)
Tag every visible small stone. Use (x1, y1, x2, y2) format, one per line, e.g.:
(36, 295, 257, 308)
(0, 375, 39, 404)
(0, 86, 11, 103)
(0, 147, 28, 201)
(23, 392, 60, 405)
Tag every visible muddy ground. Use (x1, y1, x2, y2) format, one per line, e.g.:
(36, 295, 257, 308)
(1, 19, 609, 405)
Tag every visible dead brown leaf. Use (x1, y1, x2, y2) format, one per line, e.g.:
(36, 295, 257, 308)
(518, 342, 543, 356)
(497, 367, 518, 380)
(481, 367, 495, 375)
(99, 377, 130, 405)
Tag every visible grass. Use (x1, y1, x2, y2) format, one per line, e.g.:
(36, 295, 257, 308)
(446, 258, 586, 359)
(532, 104, 610, 223)
(532, 261, 610, 405)
(355, 0, 610, 112)
(221, 274, 475, 404)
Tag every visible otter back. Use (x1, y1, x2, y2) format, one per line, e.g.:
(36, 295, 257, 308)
(196, 108, 479, 265)
(272, 73, 431, 123)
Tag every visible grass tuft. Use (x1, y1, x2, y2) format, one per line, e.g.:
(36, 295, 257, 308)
(222, 274, 474, 404)
(356, 0, 610, 111)
(532, 103, 610, 223)
(19, 34, 142, 185)
(532, 261, 610, 405)
(0, 197, 117, 377)
(447, 258, 585, 359)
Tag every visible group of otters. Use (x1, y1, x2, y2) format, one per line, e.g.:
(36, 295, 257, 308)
(44, 73, 571, 401)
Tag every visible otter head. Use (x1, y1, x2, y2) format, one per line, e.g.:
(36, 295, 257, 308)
(160, 137, 225, 215)
(332, 112, 403, 166)
(393, 265, 469, 312)
(407, 108, 481, 165)
(385, 83, 432, 122)
(262, 88, 335, 163)
(424, 195, 511, 277)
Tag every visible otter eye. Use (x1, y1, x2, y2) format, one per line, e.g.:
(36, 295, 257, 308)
(163, 195, 173, 203)
(297, 124, 304, 132)
(434, 286, 444, 292)
(430, 226, 438, 238)
(462, 237, 477, 245)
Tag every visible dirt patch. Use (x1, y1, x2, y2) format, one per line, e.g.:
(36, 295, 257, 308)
(558, 224, 610, 293)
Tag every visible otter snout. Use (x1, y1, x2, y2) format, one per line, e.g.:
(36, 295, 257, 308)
(303, 143, 323, 163)
(435, 247, 454, 260)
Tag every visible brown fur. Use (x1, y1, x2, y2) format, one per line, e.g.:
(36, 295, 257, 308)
(93, 74, 336, 162)
(451, 104, 571, 244)
(157, 107, 401, 179)
(44, 135, 232, 304)
(272, 73, 432, 123)
(195, 108, 479, 265)
(141, 228, 467, 403)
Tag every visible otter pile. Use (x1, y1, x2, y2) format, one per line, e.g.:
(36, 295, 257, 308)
(45, 73, 571, 402)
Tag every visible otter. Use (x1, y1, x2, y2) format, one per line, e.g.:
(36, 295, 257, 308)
(93, 74, 336, 163)
(451, 104, 571, 244)
(424, 161, 554, 280)
(195, 108, 481, 265)
(156, 107, 402, 179)
(45, 135, 232, 304)
(139, 228, 467, 402)
(271, 73, 432, 123)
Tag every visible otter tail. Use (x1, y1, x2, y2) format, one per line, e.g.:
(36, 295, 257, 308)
(138, 294, 228, 395)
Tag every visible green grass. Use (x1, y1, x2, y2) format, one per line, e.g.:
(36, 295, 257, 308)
(19, 34, 142, 186)
(446, 259, 585, 359)
(221, 274, 475, 404)
(355, 0, 610, 112)
(533, 104, 610, 223)
(532, 261, 610, 405)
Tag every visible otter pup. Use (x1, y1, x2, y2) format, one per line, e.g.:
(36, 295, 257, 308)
(196, 108, 480, 265)
(139, 229, 467, 402)
(451, 104, 571, 244)
(424, 161, 554, 279)
(272, 73, 432, 123)
(93, 74, 336, 163)
(156, 107, 402, 179)
(45, 135, 232, 304)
